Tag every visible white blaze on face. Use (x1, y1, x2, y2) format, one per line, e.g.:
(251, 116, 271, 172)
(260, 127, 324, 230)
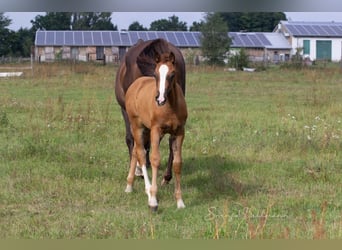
(157, 64, 168, 104)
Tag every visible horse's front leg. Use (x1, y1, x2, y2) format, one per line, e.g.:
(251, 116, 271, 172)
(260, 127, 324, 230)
(172, 129, 185, 209)
(148, 127, 162, 211)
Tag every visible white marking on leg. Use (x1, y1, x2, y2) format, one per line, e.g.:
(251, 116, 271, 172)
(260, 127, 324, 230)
(141, 165, 158, 208)
(125, 184, 133, 193)
(177, 199, 185, 209)
(157, 64, 168, 104)
(141, 165, 151, 199)
(135, 163, 143, 177)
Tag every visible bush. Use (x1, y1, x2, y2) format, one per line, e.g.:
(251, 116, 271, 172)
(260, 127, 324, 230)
(228, 49, 249, 70)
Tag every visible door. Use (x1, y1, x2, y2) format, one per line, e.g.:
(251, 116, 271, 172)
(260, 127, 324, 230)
(96, 47, 104, 60)
(316, 40, 332, 60)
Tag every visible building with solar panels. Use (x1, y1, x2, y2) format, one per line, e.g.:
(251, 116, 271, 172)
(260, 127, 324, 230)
(274, 21, 342, 61)
(34, 21, 342, 64)
(229, 32, 291, 62)
(34, 29, 292, 64)
(34, 30, 202, 63)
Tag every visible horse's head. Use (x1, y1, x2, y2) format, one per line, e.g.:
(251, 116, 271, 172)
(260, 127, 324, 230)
(154, 52, 176, 106)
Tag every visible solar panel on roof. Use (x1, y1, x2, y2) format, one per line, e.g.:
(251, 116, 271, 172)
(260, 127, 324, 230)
(120, 32, 130, 45)
(65, 32, 74, 45)
(240, 34, 253, 46)
(36, 32, 45, 45)
(74, 31, 83, 45)
(129, 31, 139, 44)
(183, 32, 197, 46)
(335, 26, 342, 35)
(303, 25, 317, 35)
(55, 32, 64, 45)
(166, 32, 178, 45)
(102, 31, 112, 45)
(93, 32, 102, 44)
(322, 25, 337, 36)
(295, 25, 309, 35)
(155, 31, 167, 40)
(230, 33, 243, 46)
(146, 31, 158, 40)
(286, 25, 299, 35)
(136, 31, 148, 41)
(46, 32, 55, 45)
(335, 25, 342, 35)
(175, 32, 187, 46)
(83, 32, 92, 45)
(110, 32, 121, 45)
(255, 33, 271, 46)
(249, 34, 263, 47)
(192, 32, 201, 44)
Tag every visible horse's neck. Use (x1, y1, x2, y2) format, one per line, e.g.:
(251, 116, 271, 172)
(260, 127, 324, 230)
(167, 83, 183, 108)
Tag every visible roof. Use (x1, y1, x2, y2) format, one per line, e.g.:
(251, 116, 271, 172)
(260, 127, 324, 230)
(280, 21, 342, 37)
(35, 30, 291, 50)
(35, 30, 201, 48)
(229, 32, 291, 49)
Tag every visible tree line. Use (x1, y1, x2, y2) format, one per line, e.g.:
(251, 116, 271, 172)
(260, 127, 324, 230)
(0, 12, 286, 59)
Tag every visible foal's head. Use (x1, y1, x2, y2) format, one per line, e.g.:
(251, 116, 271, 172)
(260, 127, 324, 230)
(154, 52, 176, 106)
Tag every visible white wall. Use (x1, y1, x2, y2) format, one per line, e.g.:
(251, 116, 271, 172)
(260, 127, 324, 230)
(292, 37, 342, 61)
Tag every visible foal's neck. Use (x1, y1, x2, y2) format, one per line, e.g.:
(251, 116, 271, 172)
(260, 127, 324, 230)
(166, 82, 182, 108)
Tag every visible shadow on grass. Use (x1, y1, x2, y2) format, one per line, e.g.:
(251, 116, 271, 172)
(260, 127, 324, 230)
(183, 155, 263, 206)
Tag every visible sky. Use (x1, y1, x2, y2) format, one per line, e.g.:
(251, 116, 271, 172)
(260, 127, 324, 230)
(5, 12, 342, 31)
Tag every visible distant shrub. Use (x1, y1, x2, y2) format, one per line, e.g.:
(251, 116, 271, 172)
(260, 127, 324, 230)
(228, 48, 249, 70)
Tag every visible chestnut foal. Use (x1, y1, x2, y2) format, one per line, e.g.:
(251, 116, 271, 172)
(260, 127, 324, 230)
(124, 52, 187, 211)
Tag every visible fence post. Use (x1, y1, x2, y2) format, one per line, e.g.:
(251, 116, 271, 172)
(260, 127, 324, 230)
(30, 53, 34, 76)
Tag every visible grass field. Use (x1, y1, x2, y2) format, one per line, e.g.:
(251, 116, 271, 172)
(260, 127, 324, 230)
(1, 61, 342, 239)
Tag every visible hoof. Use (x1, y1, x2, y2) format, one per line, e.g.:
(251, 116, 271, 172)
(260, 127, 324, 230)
(149, 205, 158, 213)
(161, 178, 169, 186)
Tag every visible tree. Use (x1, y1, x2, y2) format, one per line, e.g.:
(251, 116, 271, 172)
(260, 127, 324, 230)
(11, 28, 35, 57)
(189, 21, 204, 31)
(31, 12, 117, 31)
(220, 12, 287, 32)
(31, 12, 71, 31)
(0, 13, 13, 56)
(71, 12, 117, 30)
(200, 12, 231, 66)
(128, 21, 147, 31)
(149, 15, 187, 31)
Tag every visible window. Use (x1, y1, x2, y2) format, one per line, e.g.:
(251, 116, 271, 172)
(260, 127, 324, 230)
(303, 40, 310, 55)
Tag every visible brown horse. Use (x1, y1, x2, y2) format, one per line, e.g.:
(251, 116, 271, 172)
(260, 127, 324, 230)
(115, 38, 185, 183)
(125, 52, 187, 211)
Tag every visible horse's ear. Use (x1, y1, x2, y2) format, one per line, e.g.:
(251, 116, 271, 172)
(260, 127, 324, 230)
(169, 52, 175, 64)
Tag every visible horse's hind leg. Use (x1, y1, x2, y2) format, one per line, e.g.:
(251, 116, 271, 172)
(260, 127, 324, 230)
(161, 135, 174, 185)
(126, 124, 146, 192)
(121, 108, 134, 162)
(125, 144, 137, 193)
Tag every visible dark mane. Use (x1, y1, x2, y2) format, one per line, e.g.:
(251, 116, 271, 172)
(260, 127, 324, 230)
(136, 39, 170, 76)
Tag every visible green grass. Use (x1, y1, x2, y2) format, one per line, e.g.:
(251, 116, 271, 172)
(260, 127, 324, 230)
(1, 62, 342, 239)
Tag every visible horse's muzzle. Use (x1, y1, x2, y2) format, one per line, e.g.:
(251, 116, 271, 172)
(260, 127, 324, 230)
(155, 93, 166, 106)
